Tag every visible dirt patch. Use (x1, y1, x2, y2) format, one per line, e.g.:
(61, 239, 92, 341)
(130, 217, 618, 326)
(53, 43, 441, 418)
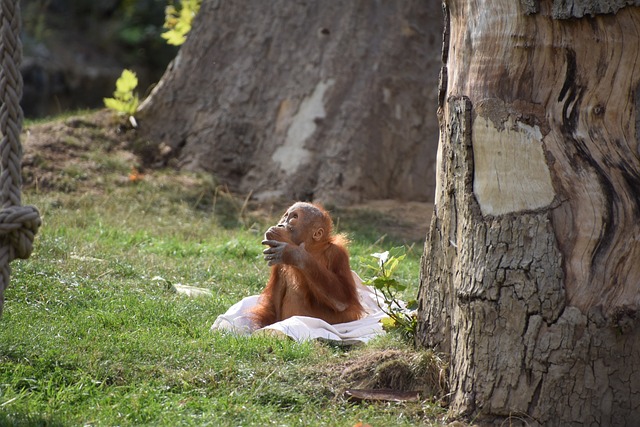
(337, 348, 448, 398)
(22, 110, 138, 193)
(297, 346, 453, 426)
(349, 199, 433, 242)
(21, 111, 432, 241)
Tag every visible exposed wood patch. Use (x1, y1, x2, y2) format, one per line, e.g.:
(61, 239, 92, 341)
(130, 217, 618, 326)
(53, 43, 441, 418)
(272, 79, 335, 174)
(472, 114, 555, 216)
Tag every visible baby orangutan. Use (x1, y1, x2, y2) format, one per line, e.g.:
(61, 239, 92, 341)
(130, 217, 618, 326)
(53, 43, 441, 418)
(250, 202, 364, 328)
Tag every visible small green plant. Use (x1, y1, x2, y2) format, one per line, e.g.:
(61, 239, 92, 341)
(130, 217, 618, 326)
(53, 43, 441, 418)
(361, 247, 418, 341)
(103, 69, 139, 119)
(162, 0, 202, 46)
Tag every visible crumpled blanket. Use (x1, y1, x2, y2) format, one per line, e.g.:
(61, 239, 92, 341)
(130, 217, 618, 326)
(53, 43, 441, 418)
(210, 272, 387, 345)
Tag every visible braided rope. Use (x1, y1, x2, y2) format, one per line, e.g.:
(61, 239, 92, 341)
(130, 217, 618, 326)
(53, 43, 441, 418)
(0, 0, 41, 313)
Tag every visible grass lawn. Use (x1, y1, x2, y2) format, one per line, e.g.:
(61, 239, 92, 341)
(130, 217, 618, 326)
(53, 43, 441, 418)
(0, 113, 447, 426)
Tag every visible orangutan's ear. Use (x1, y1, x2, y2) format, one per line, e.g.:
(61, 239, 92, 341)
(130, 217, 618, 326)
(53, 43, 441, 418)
(312, 227, 325, 241)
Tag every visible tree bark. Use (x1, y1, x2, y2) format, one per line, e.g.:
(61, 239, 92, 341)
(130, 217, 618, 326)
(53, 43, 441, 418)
(417, 1, 640, 425)
(136, 0, 441, 205)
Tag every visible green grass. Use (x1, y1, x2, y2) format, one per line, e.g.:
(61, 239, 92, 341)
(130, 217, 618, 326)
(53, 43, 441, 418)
(23, 109, 97, 127)
(0, 124, 444, 426)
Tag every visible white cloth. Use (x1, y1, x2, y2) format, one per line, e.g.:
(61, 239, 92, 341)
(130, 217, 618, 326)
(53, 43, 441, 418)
(211, 272, 387, 345)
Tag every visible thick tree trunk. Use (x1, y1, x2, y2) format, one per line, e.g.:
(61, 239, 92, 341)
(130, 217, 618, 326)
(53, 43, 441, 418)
(417, 1, 640, 425)
(136, 0, 441, 205)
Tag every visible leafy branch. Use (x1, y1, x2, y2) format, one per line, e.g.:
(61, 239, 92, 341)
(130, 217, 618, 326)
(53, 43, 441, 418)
(103, 69, 139, 123)
(361, 247, 417, 341)
(162, 0, 202, 46)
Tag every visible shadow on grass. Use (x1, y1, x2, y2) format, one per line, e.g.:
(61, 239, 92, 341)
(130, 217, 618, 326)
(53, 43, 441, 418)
(332, 207, 425, 247)
(0, 412, 67, 427)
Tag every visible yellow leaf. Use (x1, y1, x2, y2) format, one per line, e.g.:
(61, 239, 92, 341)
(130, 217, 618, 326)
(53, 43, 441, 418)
(381, 317, 396, 329)
(161, 0, 202, 46)
(115, 69, 138, 93)
(104, 69, 139, 116)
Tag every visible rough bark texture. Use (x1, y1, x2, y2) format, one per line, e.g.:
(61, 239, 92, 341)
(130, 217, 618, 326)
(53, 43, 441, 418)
(550, 0, 640, 18)
(521, 0, 640, 18)
(417, 1, 640, 425)
(136, 0, 441, 205)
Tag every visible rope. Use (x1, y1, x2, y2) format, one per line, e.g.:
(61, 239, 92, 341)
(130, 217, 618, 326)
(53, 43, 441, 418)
(0, 0, 41, 313)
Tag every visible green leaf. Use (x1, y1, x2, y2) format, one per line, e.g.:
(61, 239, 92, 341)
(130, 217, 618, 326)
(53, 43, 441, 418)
(371, 277, 393, 290)
(161, 30, 187, 46)
(103, 97, 124, 111)
(388, 247, 406, 259)
(379, 278, 403, 290)
(104, 69, 139, 116)
(386, 257, 400, 274)
(388, 280, 407, 292)
(381, 317, 396, 329)
(162, 0, 202, 46)
(115, 69, 138, 93)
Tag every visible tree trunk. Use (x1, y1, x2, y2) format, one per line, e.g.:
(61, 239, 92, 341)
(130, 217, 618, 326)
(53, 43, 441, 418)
(136, 0, 441, 205)
(417, 1, 640, 425)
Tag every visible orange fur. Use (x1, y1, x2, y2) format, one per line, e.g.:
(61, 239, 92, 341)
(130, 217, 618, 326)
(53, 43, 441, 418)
(251, 202, 364, 328)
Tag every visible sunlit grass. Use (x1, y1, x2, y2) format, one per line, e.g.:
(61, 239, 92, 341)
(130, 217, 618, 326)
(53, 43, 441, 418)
(0, 116, 443, 426)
